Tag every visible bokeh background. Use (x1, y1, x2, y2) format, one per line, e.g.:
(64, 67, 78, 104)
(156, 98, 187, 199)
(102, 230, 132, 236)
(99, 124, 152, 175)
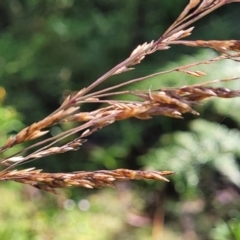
(1, 0, 240, 239)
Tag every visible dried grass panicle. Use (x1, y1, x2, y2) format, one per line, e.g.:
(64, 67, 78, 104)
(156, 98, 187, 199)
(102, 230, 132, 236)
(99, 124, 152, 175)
(0, 0, 240, 191)
(170, 40, 240, 56)
(0, 168, 174, 193)
(3, 138, 85, 165)
(4, 82, 239, 170)
(0, 105, 79, 153)
(161, 0, 240, 39)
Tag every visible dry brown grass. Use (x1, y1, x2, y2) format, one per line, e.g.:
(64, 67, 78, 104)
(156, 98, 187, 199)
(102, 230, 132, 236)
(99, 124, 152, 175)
(1, 0, 240, 192)
(0, 168, 173, 193)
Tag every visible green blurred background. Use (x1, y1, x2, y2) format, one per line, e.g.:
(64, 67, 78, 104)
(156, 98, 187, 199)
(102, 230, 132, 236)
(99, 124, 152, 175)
(1, 0, 240, 239)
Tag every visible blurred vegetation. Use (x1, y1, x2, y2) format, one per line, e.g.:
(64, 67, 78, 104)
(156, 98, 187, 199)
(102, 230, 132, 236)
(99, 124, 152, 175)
(1, 0, 240, 239)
